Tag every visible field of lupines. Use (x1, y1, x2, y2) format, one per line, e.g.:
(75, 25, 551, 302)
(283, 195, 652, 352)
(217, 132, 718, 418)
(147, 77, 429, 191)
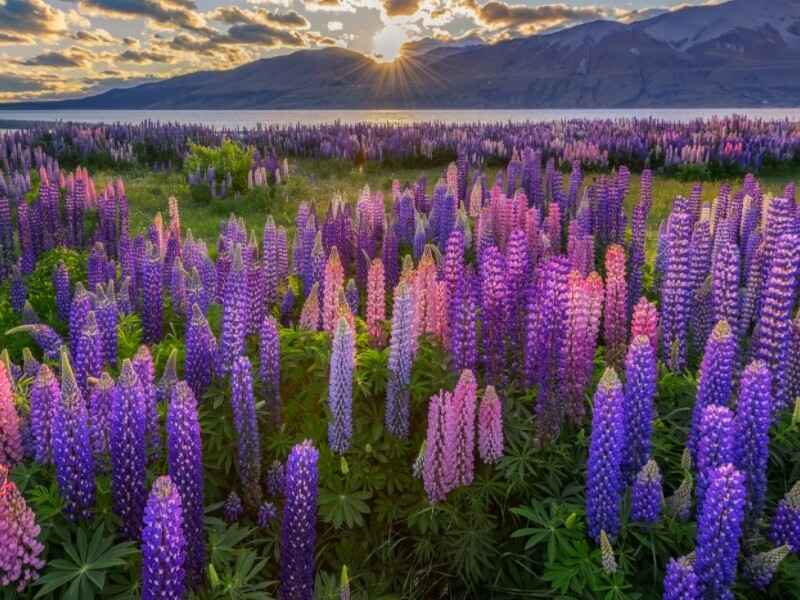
(1, 118, 800, 599)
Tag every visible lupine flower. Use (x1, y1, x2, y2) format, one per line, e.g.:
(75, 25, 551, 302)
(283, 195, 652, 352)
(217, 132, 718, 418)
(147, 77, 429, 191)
(0, 464, 45, 591)
(257, 501, 277, 528)
(386, 281, 413, 439)
(141, 476, 186, 600)
(220, 244, 247, 373)
(279, 440, 320, 600)
(231, 356, 262, 507)
(603, 244, 628, 367)
(185, 303, 217, 398)
(167, 382, 205, 588)
(10, 268, 26, 313)
(661, 201, 693, 371)
(663, 556, 700, 600)
(266, 460, 285, 497)
(769, 481, 800, 553)
(141, 241, 163, 344)
(478, 385, 503, 464)
(94, 283, 118, 367)
(111, 359, 147, 540)
(22, 348, 39, 379)
(328, 318, 354, 455)
(449, 273, 478, 374)
(299, 283, 321, 331)
(630, 297, 658, 354)
(88, 242, 108, 290)
(423, 391, 450, 504)
(0, 361, 22, 468)
(157, 349, 179, 406)
(260, 315, 282, 426)
(344, 279, 359, 316)
(29, 364, 58, 464)
(743, 545, 790, 590)
(75, 311, 103, 397)
(52, 350, 96, 521)
(622, 336, 657, 483)
(68, 282, 92, 352)
(481, 245, 510, 385)
(366, 258, 386, 346)
(631, 459, 662, 524)
(586, 369, 624, 542)
(712, 233, 740, 335)
(224, 491, 243, 523)
(695, 464, 746, 599)
(444, 370, 477, 490)
(688, 320, 736, 461)
(599, 530, 617, 575)
(87, 372, 114, 459)
(133, 345, 160, 457)
(53, 260, 71, 321)
(322, 247, 345, 334)
(695, 404, 736, 514)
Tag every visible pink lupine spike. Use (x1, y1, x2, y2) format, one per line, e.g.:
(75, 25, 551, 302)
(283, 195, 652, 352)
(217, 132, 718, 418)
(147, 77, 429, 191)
(478, 385, 503, 464)
(322, 247, 344, 334)
(631, 297, 659, 354)
(367, 258, 386, 346)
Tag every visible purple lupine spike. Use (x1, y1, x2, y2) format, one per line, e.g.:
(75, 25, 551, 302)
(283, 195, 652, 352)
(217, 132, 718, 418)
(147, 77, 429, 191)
(328, 318, 354, 455)
(10, 267, 26, 314)
(266, 460, 285, 498)
(622, 335, 657, 483)
(386, 281, 413, 438)
(695, 405, 736, 515)
(6, 324, 64, 362)
(443, 229, 465, 302)
(22, 348, 39, 379)
(695, 464, 746, 599)
(631, 459, 662, 524)
(88, 242, 108, 291)
(688, 320, 736, 461)
(223, 491, 243, 523)
(661, 200, 693, 371)
(257, 501, 277, 529)
(279, 440, 319, 600)
(478, 385, 503, 464)
(628, 201, 647, 316)
(383, 224, 400, 293)
(87, 372, 114, 460)
(712, 233, 740, 336)
(111, 359, 147, 540)
(133, 345, 160, 457)
(423, 390, 450, 504)
(260, 315, 282, 426)
(53, 261, 71, 322)
(185, 304, 217, 399)
(74, 311, 103, 397)
(0, 361, 22, 468)
(231, 356, 262, 507)
(167, 382, 205, 588)
(94, 283, 118, 367)
(449, 273, 478, 374)
(220, 245, 247, 374)
(769, 481, 800, 553)
(480, 245, 509, 384)
(586, 369, 624, 542)
(444, 370, 477, 490)
(68, 282, 92, 352)
(663, 556, 701, 600)
(157, 349, 179, 406)
(743, 545, 791, 591)
(52, 350, 96, 522)
(603, 244, 628, 367)
(29, 364, 58, 464)
(170, 258, 187, 316)
(344, 279, 359, 316)
(141, 476, 186, 600)
(262, 216, 279, 307)
(0, 464, 45, 592)
(141, 242, 163, 344)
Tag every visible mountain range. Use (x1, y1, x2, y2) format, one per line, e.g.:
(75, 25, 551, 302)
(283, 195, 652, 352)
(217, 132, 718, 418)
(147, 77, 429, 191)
(4, 0, 800, 109)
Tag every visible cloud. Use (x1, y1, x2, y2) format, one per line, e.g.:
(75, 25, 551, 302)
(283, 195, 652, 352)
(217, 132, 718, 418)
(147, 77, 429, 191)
(72, 28, 116, 44)
(383, 0, 420, 18)
(22, 50, 89, 68)
(0, 32, 31, 44)
(0, 73, 57, 93)
(119, 49, 175, 62)
(302, 0, 353, 13)
(209, 6, 309, 29)
(467, 1, 606, 31)
(223, 23, 306, 46)
(74, 0, 211, 33)
(0, 0, 68, 43)
(327, 20, 343, 31)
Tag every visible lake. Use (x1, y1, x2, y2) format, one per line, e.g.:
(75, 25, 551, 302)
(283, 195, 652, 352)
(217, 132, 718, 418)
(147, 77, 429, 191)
(1, 108, 800, 128)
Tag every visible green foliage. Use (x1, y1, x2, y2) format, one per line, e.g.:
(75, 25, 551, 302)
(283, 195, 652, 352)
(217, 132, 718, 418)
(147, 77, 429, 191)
(185, 140, 254, 194)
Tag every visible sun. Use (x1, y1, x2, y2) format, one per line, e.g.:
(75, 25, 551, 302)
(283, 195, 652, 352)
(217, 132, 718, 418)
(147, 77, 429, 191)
(373, 23, 407, 62)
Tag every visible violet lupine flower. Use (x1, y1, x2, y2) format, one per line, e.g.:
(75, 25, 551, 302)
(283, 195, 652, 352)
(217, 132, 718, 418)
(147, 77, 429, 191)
(141, 476, 186, 600)
(266, 460, 285, 498)
(88, 242, 108, 291)
(628, 201, 647, 316)
(743, 545, 790, 591)
(94, 283, 118, 367)
(167, 382, 205, 588)
(231, 356, 262, 508)
(133, 345, 160, 457)
(0, 361, 22, 468)
(87, 372, 114, 460)
(257, 501, 277, 528)
(68, 282, 92, 353)
(52, 350, 96, 522)
(75, 311, 103, 397)
(481, 245, 510, 385)
(111, 359, 147, 540)
(663, 557, 700, 600)
(53, 260, 71, 322)
(185, 303, 217, 399)
(344, 279, 359, 316)
(366, 258, 386, 346)
(29, 364, 58, 464)
(661, 201, 693, 371)
(224, 492, 243, 523)
(603, 244, 628, 367)
(444, 370, 477, 490)
(279, 440, 320, 600)
(443, 229, 465, 302)
(220, 245, 247, 374)
(586, 369, 625, 542)
(695, 405, 736, 515)
(712, 233, 740, 336)
(141, 242, 163, 344)
(263, 216, 279, 306)
(423, 390, 450, 504)
(478, 385, 503, 464)
(695, 464, 746, 599)
(10, 268, 26, 314)
(630, 297, 658, 355)
(260, 315, 282, 426)
(0, 464, 45, 592)
(385, 281, 413, 439)
(769, 481, 800, 553)
(449, 273, 478, 374)
(622, 335, 657, 483)
(7, 324, 64, 362)
(631, 459, 662, 524)
(328, 318, 355, 455)
(322, 247, 345, 334)
(688, 320, 736, 462)
(22, 348, 39, 379)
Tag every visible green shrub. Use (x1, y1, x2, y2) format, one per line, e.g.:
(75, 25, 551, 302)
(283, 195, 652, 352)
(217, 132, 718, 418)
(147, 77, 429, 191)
(185, 139, 254, 194)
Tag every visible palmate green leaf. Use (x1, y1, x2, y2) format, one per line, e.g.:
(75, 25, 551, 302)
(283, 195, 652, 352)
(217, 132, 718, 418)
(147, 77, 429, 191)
(319, 487, 372, 529)
(510, 501, 584, 563)
(541, 538, 598, 596)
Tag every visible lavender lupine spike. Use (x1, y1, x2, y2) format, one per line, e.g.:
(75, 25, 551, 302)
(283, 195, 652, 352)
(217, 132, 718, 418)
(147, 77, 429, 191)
(53, 260, 71, 321)
(695, 464, 746, 599)
(87, 372, 114, 460)
(328, 317, 354, 455)
(423, 391, 450, 504)
(663, 557, 701, 600)
(52, 350, 96, 522)
(10, 268, 26, 314)
(111, 359, 147, 540)
(22, 348, 39, 379)
(449, 273, 478, 374)
(167, 382, 205, 588)
(29, 364, 59, 464)
(444, 370, 477, 490)
(231, 356, 262, 507)
(141, 241, 163, 344)
(0, 361, 22, 468)
(185, 304, 217, 399)
(769, 481, 800, 553)
(88, 242, 108, 291)
(631, 459, 663, 524)
(279, 440, 319, 600)
(661, 200, 693, 371)
(74, 312, 103, 397)
(586, 369, 625, 542)
(603, 244, 628, 367)
(688, 320, 736, 462)
(224, 492, 243, 523)
(94, 283, 118, 367)
(0, 464, 45, 592)
(220, 245, 247, 374)
(266, 460, 285, 498)
(478, 385, 503, 464)
(257, 502, 277, 528)
(68, 282, 92, 353)
(133, 345, 160, 457)
(622, 336, 657, 483)
(260, 315, 282, 426)
(712, 233, 740, 336)
(695, 405, 736, 515)
(141, 476, 186, 600)
(385, 281, 413, 439)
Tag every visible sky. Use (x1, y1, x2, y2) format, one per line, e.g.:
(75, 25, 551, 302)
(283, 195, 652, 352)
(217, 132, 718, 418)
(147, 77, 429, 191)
(0, 0, 723, 101)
